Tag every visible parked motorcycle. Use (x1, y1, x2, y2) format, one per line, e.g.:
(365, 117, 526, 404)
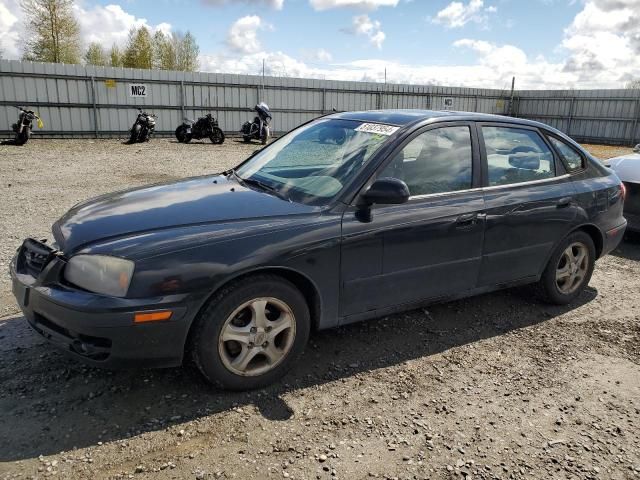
(11, 106, 43, 145)
(241, 102, 272, 144)
(127, 109, 156, 143)
(175, 113, 225, 144)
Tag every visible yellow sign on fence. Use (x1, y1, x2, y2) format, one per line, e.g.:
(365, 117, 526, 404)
(104, 79, 116, 88)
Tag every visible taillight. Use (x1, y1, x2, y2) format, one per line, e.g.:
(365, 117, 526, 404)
(620, 182, 626, 200)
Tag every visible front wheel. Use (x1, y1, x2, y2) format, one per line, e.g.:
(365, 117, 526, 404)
(209, 127, 225, 144)
(538, 231, 596, 305)
(190, 275, 310, 390)
(260, 126, 270, 145)
(15, 128, 30, 146)
(129, 124, 141, 144)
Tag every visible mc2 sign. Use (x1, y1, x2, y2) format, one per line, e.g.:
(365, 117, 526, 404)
(129, 84, 147, 97)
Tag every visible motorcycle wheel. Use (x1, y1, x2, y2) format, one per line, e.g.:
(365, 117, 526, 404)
(129, 124, 141, 144)
(260, 126, 270, 145)
(15, 129, 30, 146)
(210, 127, 225, 145)
(243, 135, 251, 143)
(175, 125, 188, 143)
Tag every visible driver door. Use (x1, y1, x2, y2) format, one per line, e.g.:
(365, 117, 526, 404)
(339, 123, 485, 319)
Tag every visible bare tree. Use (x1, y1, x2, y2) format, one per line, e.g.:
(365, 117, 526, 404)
(626, 78, 640, 89)
(21, 0, 81, 64)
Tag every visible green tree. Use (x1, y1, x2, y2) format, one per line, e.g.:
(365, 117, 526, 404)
(123, 26, 153, 69)
(153, 30, 176, 70)
(21, 0, 81, 64)
(84, 42, 107, 66)
(176, 31, 199, 72)
(109, 44, 122, 67)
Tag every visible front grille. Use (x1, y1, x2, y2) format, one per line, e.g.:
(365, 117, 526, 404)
(624, 182, 640, 215)
(18, 238, 54, 277)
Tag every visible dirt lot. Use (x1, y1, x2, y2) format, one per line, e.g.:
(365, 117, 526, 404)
(0, 139, 639, 480)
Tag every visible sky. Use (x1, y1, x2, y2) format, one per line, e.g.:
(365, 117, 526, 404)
(1, 0, 639, 90)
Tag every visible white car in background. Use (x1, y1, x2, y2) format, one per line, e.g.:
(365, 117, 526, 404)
(603, 144, 640, 232)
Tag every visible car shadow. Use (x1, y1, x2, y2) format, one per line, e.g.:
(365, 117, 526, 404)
(0, 286, 597, 461)
(610, 233, 640, 261)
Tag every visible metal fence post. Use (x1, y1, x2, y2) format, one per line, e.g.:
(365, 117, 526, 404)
(631, 97, 640, 146)
(180, 80, 185, 120)
(322, 88, 326, 114)
(567, 97, 576, 136)
(90, 76, 98, 138)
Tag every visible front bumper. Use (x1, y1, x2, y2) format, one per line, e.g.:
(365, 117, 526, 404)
(10, 255, 203, 369)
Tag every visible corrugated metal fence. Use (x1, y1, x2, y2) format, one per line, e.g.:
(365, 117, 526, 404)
(1, 59, 639, 145)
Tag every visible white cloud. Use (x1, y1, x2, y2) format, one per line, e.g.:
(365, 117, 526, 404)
(432, 0, 497, 28)
(74, 4, 172, 48)
(310, 0, 399, 10)
(226, 15, 270, 54)
(201, 0, 284, 9)
(342, 14, 386, 49)
(559, 0, 640, 86)
(312, 48, 333, 62)
(0, 0, 20, 58)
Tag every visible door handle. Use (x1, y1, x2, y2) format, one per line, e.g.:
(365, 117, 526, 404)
(556, 197, 573, 208)
(455, 213, 478, 227)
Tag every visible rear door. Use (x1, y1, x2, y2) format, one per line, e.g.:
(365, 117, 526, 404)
(340, 122, 485, 318)
(477, 123, 579, 286)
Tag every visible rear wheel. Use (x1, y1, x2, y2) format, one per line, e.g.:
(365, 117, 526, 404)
(209, 127, 225, 144)
(538, 231, 595, 304)
(190, 275, 310, 390)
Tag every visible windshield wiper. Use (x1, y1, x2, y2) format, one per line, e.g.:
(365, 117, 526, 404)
(231, 172, 291, 202)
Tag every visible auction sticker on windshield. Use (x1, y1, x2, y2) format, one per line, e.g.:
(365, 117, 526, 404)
(355, 123, 400, 136)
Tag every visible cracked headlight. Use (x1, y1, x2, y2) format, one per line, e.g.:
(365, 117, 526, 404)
(65, 255, 135, 297)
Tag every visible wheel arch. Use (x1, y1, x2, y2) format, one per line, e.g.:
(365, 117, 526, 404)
(572, 223, 604, 259)
(184, 266, 323, 357)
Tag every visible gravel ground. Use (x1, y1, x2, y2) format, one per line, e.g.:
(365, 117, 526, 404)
(0, 139, 639, 480)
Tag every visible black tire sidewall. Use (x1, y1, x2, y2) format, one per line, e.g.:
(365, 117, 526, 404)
(541, 231, 596, 304)
(192, 276, 310, 390)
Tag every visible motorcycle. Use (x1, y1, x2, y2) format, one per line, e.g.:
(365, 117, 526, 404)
(127, 109, 156, 143)
(175, 113, 225, 144)
(241, 102, 272, 144)
(11, 106, 43, 145)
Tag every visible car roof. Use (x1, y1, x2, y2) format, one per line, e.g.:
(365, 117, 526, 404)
(330, 109, 553, 130)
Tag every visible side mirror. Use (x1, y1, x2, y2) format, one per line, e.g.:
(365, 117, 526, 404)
(362, 178, 410, 206)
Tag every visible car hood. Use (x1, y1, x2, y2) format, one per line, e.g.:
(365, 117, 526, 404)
(54, 174, 316, 252)
(606, 153, 640, 183)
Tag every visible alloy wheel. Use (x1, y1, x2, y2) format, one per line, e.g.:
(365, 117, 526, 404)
(555, 242, 589, 295)
(218, 297, 296, 376)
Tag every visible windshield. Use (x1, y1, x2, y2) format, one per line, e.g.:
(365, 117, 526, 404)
(235, 118, 395, 205)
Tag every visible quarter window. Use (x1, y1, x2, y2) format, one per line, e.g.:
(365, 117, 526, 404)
(548, 136, 585, 172)
(482, 126, 555, 186)
(379, 126, 472, 196)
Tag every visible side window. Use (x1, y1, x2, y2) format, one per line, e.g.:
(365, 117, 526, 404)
(379, 126, 472, 196)
(482, 126, 556, 187)
(548, 136, 585, 172)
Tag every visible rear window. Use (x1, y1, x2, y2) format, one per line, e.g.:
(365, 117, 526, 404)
(548, 136, 585, 172)
(482, 126, 555, 186)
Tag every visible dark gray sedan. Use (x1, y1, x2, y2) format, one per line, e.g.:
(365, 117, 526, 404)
(10, 110, 627, 390)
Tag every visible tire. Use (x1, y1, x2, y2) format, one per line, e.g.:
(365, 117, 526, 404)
(15, 129, 29, 146)
(129, 124, 141, 144)
(261, 126, 270, 145)
(538, 230, 596, 305)
(209, 127, 225, 144)
(175, 125, 188, 143)
(190, 275, 311, 390)
(243, 135, 251, 143)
